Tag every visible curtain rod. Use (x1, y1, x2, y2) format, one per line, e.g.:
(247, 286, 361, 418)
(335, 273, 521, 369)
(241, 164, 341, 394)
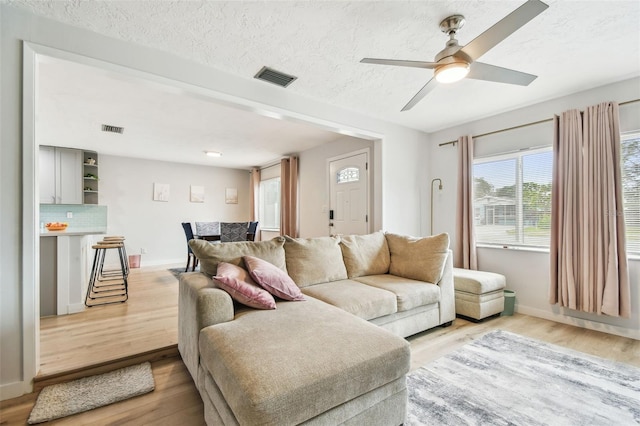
(438, 98, 640, 147)
(258, 161, 282, 171)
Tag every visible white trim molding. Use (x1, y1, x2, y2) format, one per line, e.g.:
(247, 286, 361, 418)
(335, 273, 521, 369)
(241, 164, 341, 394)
(0, 381, 32, 401)
(517, 305, 640, 340)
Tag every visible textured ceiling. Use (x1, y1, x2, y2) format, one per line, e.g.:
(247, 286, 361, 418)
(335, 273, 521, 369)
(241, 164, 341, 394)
(7, 0, 640, 165)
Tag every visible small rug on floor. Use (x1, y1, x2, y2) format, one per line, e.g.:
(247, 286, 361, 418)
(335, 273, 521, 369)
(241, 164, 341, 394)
(407, 329, 639, 425)
(28, 362, 155, 424)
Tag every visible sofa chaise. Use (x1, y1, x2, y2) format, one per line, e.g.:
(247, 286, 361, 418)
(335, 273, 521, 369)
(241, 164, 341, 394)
(179, 231, 455, 425)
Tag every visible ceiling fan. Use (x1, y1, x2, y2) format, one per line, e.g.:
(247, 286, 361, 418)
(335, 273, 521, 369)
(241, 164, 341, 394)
(361, 0, 549, 111)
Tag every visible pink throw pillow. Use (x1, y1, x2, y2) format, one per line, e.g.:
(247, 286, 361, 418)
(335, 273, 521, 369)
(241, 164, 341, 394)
(214, 262, 276, 310)
(243, 256, 305, 301)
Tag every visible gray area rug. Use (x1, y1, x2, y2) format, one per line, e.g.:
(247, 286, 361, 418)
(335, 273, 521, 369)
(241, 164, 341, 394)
(28, 362, 155, 424)
(407, 330, 640, 425)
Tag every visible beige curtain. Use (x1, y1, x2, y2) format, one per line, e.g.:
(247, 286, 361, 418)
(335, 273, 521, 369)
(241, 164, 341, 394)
(280, 156, 299, 237)
(455, 135, 478, 270)
(249, 168, 261, 241)
(550, 102, 630, 317)
(250, 168, 260, 221)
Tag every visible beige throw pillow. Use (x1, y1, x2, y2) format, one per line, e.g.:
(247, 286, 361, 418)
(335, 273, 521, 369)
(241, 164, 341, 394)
(189, 237, 286, 276)
(283, 236, 347, 288)
(339, 231, 390, 278)
(385, 232, 449, 284)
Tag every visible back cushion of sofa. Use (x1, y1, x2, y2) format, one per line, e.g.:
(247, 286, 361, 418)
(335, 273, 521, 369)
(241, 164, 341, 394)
(340, 231, 390, 278)
(284, 236, 348, 287)
(385, 232, 449, 284)
(189, 237, 287, 276)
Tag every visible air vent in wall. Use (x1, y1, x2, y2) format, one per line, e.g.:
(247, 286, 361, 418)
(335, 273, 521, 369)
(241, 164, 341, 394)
(254, 66, 297, 88)
(101, 124, 125, 134)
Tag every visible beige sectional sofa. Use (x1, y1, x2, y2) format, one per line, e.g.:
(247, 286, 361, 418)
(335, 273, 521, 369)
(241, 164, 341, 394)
(179, 231, 455, 425)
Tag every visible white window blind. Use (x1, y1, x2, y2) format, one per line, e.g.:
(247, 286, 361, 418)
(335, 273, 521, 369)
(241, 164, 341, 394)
(621, 133, 640, 254)
(473, 148, 552, 247)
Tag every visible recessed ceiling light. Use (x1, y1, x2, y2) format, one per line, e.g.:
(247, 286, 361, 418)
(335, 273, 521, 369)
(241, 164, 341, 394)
(205, 151, 222, 157)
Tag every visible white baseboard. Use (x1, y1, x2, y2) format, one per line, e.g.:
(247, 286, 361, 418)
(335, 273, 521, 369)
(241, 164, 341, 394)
(516, 305, 640, 340)
(67, 303, 86, 314)
(0, 380, 29, 401)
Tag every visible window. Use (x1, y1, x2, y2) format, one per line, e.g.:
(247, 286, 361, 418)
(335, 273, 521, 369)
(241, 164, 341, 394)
(621, 133, 640, 254)
(337, 167, 360, 183)
(473, 148, 553, 248)
(259, 177, 280, 230)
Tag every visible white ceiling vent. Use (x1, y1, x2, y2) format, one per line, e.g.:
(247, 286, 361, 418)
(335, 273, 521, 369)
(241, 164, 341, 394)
(254, 66, 297, 88)
(101, 124, 124, 134)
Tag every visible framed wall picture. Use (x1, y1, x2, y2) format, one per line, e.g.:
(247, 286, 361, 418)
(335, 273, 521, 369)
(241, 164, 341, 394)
(225, 188, 238, 204)
(190, 185, 205, 203)
(153, 183, 170, 202)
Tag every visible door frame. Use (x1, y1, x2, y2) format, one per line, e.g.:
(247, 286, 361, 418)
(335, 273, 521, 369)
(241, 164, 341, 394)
(326, 148, 371, 236)
(19, 42, 384, 397)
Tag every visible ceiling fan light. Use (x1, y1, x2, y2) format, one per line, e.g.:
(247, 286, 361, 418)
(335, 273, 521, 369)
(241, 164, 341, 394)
(435, 62, 470, 84)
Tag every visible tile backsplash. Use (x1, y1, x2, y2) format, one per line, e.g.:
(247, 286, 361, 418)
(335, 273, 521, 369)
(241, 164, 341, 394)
(40, 204, 107, 229)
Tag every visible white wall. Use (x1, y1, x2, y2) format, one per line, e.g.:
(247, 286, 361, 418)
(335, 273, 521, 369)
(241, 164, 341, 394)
(1, 6, 427, 398)
(99, 155, 250, 265)
(299, 136, 375, 238)
(1, 6, 30, 399)
(426, 77, 640, 339)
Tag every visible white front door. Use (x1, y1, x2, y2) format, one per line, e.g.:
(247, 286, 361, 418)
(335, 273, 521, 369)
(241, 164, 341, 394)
(329, 151, 369, 236)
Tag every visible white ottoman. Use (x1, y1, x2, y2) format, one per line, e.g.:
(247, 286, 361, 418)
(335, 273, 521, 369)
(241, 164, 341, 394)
(453, 268, 506, 321)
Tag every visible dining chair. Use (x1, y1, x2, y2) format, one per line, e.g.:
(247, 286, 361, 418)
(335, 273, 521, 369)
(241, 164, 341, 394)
(247, 221, 259, 241)
(195, 221, 220, 237)
(181, 222, 199, 272)
(220, 222, 250, 242)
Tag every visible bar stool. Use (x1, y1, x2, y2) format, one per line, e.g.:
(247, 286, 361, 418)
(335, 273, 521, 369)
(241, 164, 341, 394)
(97, 236, 129, 280)
(85, 238, 129, 307)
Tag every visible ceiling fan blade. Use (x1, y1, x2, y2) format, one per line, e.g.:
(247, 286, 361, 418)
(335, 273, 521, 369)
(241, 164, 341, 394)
(401, 77, 438, 111)
(361, 58, 438, 69)
(467, 62, 537, 86)
(460, 0, 548, 61)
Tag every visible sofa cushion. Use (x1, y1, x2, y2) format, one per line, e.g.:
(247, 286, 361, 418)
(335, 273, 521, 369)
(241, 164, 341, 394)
(243, 255, 305, 301)
(199, 297, 409, 426)
(213, 262, 276, 310)
(301, 279, 397, 320)
(283, 236, 347, 288)
(354, 274, 440, 312)
(385, 232, 449, 284)
(340, 231, 390, 278)
(189, 237, 286, 276)
(453, 267, 506, 294)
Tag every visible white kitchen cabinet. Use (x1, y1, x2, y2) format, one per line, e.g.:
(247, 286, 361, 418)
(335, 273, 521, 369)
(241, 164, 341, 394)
(39, 145, 57, 204)
(39, 146, 83, 204)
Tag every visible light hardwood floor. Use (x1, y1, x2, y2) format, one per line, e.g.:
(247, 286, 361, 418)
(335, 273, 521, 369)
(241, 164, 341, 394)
(2, 268, 638, 425)
(38, 265, 182, 378)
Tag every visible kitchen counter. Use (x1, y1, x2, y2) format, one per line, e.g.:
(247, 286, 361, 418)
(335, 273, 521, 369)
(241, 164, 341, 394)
(40, 227, 106, 237)
(40, 229, 107, 316)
